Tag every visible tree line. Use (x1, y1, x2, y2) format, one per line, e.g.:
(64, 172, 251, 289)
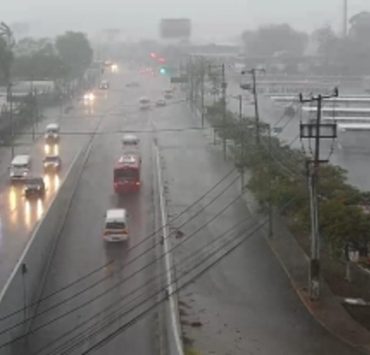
(241, 11, 370, 75)
(205, 100, 370, 260)
(0, 22, 93, 86)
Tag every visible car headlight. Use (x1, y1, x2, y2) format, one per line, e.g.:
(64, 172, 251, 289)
(22, 171, 27, 176)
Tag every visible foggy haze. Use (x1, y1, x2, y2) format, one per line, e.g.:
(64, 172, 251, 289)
(2, 0, 370, 41)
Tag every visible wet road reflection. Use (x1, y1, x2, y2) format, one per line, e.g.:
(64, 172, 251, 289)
(6, 172, 61, 229)
(44, 143, 59, 156)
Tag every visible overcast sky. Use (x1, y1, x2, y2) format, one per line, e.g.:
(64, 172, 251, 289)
(2, 0, 370, 41)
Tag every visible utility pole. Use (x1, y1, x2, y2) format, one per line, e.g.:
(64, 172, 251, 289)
(221, 63, 227, 159)
(200, 58, 205, 128)
(6, 83, 14, 158)
(237, 94, 245, 191)
(241, 68, 265, 145)
(209, 63, 228, 159)
(299, 88, 338, 300)
(267, 124, 273, 239)
(343, 0, 348, 37)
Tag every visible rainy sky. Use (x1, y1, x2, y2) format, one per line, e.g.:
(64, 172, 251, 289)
(2, 0, 370, 40)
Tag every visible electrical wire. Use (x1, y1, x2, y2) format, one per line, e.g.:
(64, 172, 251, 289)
(32, 217, 253, 355)
(0, 167, 237, 322)
(47, 219, 267, 355)
(0, 183, 243, 345)
(64, 197, 298, 355)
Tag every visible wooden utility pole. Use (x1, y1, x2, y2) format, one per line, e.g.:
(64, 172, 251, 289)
(221, 64, 227, 159)
(241, 68, 265, 145)
(209, 63, 228, 159)
(299, 88, 338, 300)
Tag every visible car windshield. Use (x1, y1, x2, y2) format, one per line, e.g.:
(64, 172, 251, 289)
(44, 156, 58, 162)
(123, 141, 138, 146)
(26, 180, 43, 187)
(12, 164, 28, 169)
(105, 222, 126, 230)
(114, 169, 139, 181)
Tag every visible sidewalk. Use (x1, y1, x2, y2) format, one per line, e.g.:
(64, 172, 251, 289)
(192, 105, 370, 354)
(263, 210, 370, 354)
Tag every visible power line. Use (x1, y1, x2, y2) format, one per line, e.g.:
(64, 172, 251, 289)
(0, 167, 237, 322)
(32, 218, 253, 355)
(47, 219, 267, 355)
(0, 178, 243, 345)
(58, 197, 298, 355)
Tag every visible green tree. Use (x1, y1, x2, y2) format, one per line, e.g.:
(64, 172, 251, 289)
(0, 22, 14, 85)
(320, 199, 370, 257)
(55, 31, 93, 79)
(14, 37, 54, 56)
(13, 51, 67, 81)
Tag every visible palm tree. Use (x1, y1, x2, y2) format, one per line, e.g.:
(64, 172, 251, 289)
(0, 22, 15, 157)
(0, 22, 15, 48)
(0, 22, 14, 84)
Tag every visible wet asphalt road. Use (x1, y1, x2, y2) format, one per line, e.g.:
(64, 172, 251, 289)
(1, 68, 364, 355)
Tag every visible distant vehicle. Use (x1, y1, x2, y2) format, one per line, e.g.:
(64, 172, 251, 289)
(156, 99, 166, 107)
(99, 80, 109, 90)
(10, 155, 31, 182)
(164, 89, 173, 99)
(44, 143, 59, 156)
(103, 209, 129, 242)
(139, 96, 151, 110)
(24, 177, 45, 199)
(122, 134, 140, 149)
(43, 155, 62, 172)
(126, 81, 140, 88)
(83, 92, 95, 103)
(113, 154, 141, 194)
(44, 123, 60, 144)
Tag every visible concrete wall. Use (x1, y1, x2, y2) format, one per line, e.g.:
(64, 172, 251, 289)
(0, 140, 91, 355)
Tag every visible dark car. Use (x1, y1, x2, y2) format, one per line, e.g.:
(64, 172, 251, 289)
(24, 177, 45, 199)
(126, 81, 140, 88)
(43, 155, 62, 172)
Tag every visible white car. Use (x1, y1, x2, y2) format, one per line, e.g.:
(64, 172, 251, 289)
(99, 80, 109, 89)
(156, 99, 166, 107)
(103, 209, 129, 242)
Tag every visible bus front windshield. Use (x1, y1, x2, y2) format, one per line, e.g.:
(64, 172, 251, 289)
(114, 168, 139, 181)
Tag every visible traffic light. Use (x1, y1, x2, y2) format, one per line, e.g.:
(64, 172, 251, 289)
(159, 67, 167, 75)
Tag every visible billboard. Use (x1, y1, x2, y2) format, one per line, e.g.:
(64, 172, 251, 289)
(160, 18, 191, 39)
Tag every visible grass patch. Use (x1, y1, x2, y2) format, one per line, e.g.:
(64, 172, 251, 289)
(185, 347, 201, 355)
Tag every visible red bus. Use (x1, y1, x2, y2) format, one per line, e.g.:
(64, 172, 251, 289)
(113, 154, 141, 193)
